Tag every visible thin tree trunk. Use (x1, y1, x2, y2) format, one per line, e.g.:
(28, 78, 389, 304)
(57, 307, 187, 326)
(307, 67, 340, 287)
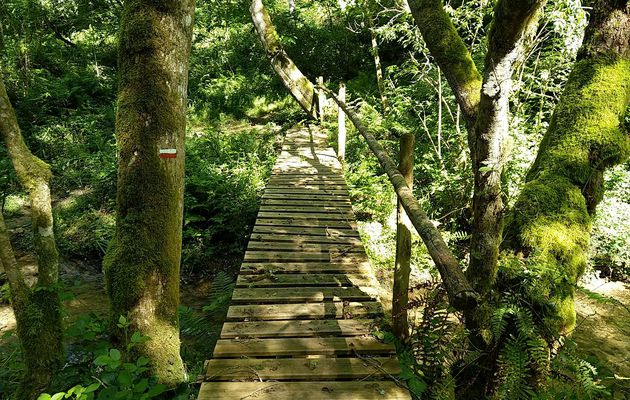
(467, 0, 545, 298)
(0, 78, 63, 400)
(392, 133, 414, 342)
(337, 83, 346, 161)
(251, 0, 317, 119)
(103, 0, 195, 386)
(366, 11, 389, 112)
(505, 0, 630, 336)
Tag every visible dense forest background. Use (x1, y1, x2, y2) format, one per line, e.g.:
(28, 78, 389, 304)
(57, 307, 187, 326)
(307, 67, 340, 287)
(0, 0, 629, 399)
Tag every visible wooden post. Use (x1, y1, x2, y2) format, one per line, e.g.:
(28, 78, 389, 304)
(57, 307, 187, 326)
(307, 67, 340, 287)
(337, 83, 346, 161)
(393, 133, 414, 342)
(318, 76, 325, 123)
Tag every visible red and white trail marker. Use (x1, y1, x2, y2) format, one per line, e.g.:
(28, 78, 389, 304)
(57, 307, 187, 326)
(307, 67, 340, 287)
(159, 148, 177, 159)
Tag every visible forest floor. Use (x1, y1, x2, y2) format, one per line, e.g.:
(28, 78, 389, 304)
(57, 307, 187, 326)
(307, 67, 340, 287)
(1, 209, 629, 395)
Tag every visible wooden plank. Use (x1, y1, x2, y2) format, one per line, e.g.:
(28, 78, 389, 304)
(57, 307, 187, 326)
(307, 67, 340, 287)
(212, 336, 394, 358)
(269, 178, 346, 184)
(249, 233, 362, 245)
(226, 301, 383, 321)
(243, 251, 368, 263)
(257, 211, 354, 221)
(254, 219, 356, 229)
(231, 286, 376, 303)
(203, 357, 401, 380)
(261, 200, 353, 208)
(246, 242, 364, 253)
(236, 273, 371, 287)
(267, 184, 348, 190)
(259, 204, 352, 212)
(262, 193, 350, 201)
(199, 381, 410, 400)
(252, 226, 360, 237)
(265, 189, 348, 195)
(221, 319, 376, 338)
(240, 263, 369, 275)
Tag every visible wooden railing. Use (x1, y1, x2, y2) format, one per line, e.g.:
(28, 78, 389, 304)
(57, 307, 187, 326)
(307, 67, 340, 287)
(317, 83, 478, 341)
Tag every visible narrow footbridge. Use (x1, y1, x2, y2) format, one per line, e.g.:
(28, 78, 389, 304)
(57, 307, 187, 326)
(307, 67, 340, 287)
(198, 125, 411, 399)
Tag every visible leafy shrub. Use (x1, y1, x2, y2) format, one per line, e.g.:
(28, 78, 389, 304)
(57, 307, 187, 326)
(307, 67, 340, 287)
(182, 123, 280, 273)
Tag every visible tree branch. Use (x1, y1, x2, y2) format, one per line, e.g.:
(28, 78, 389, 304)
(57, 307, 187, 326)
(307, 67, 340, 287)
(406, 0, 482, 132)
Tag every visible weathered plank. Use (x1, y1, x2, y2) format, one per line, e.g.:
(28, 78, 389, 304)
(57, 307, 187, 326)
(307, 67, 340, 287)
(259, 204, 353, 212)
(203, 357, 401, 380)
(221, 319, 376, 338)
(231, 286, 376, 303)
(226, 301, 383, 321)
(212, 336, 395, 358)
(240, 262, 369, 275)
(199, 381, 409, 400)
(243, 251, 368, 263)
(246, 241, 364, 253)
(249, 233, 362, 245)
(257, 211, 355, 221)
(236, 273, 371, 287)
(255, 219, 356, 229)
(252, 226, 360, 237)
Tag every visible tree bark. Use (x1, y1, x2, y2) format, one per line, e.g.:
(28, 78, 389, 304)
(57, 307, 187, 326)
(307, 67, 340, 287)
(103, 0, 195, 386)
(324, 86, 478, 310)
(0, 78, 63, 399)
(392, 133, 414, 342)
(505, 0, 630, 336)
(251, 0, 317, 119)
(467, 0, 545, 297)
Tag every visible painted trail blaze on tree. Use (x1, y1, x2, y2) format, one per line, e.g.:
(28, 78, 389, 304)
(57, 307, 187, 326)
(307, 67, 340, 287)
(103, 0, 195, 386)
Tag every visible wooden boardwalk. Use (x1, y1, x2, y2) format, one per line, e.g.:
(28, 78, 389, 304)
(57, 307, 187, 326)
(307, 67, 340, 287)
(198, 126, 410, 399)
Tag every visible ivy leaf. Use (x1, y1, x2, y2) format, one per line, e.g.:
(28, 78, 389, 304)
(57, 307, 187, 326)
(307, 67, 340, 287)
(94, 355, 110, 366)
(109, 348, 121, 361)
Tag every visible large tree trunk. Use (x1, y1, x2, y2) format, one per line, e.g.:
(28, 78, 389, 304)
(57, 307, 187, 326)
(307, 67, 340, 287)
(505, 0, 630, 336)
(250, 0, 317, 119)
(0, 78, 63, 399)
(103, 0, 195, 386)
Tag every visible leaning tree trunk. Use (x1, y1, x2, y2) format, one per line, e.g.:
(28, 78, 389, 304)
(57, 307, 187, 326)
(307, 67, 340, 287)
(0, 78, 63, 399)
(505, 0, 630, 337)
(103, 0, 195, 386)
(250, 0, 318, 119)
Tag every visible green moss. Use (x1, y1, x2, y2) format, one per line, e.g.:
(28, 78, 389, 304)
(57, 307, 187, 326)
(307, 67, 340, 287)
(409, 0, 482, 114)
(506, 56, 630, 335)
(104, 0, 192, 386)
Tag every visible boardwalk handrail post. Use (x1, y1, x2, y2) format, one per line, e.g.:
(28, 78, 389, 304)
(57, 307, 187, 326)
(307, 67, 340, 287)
(338, 83, 347, 161)
(393, 133, 414, 342)
(318, 76, 325, 123)
(320, 83, 478, 311)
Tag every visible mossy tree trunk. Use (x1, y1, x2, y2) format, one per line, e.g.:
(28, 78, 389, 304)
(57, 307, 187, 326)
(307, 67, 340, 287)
(505, 0, 630, 336)
(250, 0, 318, 119)
(103, 0, 195, 386)
(0, 78, 63, 400)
